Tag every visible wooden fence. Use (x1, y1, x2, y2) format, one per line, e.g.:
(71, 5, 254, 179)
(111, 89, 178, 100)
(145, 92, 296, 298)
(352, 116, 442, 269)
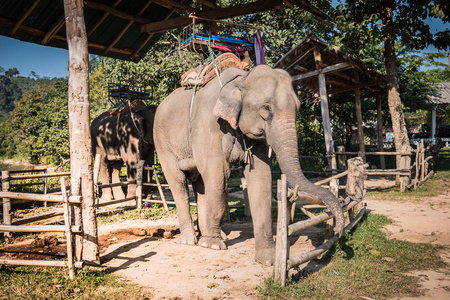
(0, 178, 82, 279)
(275, 157, 366, 286)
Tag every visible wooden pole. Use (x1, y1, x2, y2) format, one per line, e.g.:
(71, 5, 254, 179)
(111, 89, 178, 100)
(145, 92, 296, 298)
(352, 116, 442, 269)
(63, 0, 99, 265)
(135, 160, 145, 209)
(355, 88, 366, 161)
(238, 167, 251, 218)
(421, 139, 425, 182)
(43, 169, 48, 207)
(61, 178, 75, 279)
(153, 168, 169, 211)
(376, 95, 386, 169)
(2, 171, 11, 238)
(314, 49, 335, 170)
(274, 175, 289, 287)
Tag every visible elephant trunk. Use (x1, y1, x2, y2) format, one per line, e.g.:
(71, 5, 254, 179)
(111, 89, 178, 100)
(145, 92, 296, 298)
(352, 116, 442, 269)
(268, 116, 345, 236)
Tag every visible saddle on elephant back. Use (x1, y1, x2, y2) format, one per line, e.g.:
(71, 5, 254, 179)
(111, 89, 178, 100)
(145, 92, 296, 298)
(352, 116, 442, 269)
(181, 52, 250, 88)
(109, 100, 147, 116)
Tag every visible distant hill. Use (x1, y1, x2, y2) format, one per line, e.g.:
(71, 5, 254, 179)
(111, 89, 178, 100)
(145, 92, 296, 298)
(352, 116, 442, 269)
(0, 75, 62, 118)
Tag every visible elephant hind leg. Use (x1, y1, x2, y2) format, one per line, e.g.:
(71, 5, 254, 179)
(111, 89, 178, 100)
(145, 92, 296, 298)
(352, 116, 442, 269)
(161, 160, 197, 246)
(111, 161, 126, 200)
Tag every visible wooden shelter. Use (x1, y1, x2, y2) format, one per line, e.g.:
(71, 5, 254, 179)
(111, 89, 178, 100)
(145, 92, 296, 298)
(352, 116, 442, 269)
(0, 0, 334, 265)
(428, 82, 450, 142)
(274, 34, 389, 168)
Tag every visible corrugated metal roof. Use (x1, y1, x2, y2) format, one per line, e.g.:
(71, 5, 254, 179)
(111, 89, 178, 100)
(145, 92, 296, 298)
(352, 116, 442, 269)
(0, 0, 333, 62)
(428, 82, 450, 105)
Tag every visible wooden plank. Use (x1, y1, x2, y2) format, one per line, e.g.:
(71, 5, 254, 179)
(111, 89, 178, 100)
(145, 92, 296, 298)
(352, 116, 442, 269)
(12, 211, 64, 225)
(88, 0, 122, 37)
(274, 175, 289, 286)
(0, 191, 82, 203)
(9, 169, 46, 174)
(96, 196, 137, 208)
(10, 172, 71, 180)
(141, 0, 282, 33)
(41, 16, 65, 44)
(291, 62, 353, 81)
(0, 225, 82, 233)
(61, 178, 75, 279)
(153, 168, 168, 211)
(96, 180, 137, 188)
(10, 0, 41, 35)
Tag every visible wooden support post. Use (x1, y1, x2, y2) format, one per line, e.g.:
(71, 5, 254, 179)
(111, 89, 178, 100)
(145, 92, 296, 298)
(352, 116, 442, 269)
(336, 146, 346, 171)
(153, 168, 169, 211)
(376, 95, 386, 169)
(314, 49, 335, 170)
(64, 0, 98, 265)
(421, 139, 425, 182)
(135, 160, 145, 209)
(346, 157, 365, 222)
(355, 88, 366, 160)
(61, 178, 75, 279)
(2, 171, 11, 238)
(414, 142, 420, 189)
(274, 174, 289, 287)
(399, 145, 411, 192)
(238, 167, 251, 218)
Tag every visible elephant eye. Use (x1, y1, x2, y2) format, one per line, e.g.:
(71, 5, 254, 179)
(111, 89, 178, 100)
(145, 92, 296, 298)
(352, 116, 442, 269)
(263, 104, 271, 111)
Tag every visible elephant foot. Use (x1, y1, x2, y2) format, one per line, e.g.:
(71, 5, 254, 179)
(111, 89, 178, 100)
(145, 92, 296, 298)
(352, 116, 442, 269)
(178, 230, 198, 246)
(255, 247, 275, 266)
(198, 236, 227, 250)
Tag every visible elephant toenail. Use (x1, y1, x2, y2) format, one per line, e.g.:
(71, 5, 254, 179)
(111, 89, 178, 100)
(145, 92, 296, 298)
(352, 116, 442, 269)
(201, 242, 208, 247)
(211, 245, 220, 250)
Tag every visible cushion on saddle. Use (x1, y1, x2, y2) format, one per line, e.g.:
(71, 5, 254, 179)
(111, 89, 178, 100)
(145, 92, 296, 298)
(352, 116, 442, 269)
(181, 53, 244, 88)
(109, 100, 146, 116)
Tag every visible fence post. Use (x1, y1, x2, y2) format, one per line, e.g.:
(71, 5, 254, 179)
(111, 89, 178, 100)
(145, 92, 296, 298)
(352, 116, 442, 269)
(238, 167, 251, 218)
(336, 146, 346, 171)
(400, 145, 410, 192)
(421, 139, 425, 182)
(43, 169, 48, 207)
(346, 157, 365, 222)
(274, 174, 289, 286)
(135, 160, 145, 209)
(1, 171, 11, 238)
(61, 177, 75, 279)
(153, 168, 169, 211)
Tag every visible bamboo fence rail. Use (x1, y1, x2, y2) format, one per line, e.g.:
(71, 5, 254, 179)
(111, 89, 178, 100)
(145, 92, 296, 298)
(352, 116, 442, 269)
(274, 157, 367, 286)
(0, 178, 81, 279)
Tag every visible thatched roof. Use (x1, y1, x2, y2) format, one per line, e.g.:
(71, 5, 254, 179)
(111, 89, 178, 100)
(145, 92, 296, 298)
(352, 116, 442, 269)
(428, 81, 450, 106)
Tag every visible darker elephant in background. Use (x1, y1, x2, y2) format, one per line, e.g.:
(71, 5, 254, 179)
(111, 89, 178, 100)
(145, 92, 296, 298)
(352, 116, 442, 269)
(153, 65, 344, 265)
(91, 105, 157, 201)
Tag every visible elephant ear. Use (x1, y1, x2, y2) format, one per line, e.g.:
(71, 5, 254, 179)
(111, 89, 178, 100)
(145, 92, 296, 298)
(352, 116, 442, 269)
(213, 75, 245, 130)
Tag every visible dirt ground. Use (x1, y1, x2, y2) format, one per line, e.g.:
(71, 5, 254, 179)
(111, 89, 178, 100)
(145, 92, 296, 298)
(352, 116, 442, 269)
(1, 180, 449, 299)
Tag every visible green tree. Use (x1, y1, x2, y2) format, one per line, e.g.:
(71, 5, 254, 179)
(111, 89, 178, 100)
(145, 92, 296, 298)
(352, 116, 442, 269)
(4, 80, 69, 164)
(334, 0, 449, 168)
(5, 67, 20, 78)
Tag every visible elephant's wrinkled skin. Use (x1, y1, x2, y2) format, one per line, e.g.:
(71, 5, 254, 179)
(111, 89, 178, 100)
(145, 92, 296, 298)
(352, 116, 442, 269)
(91, 105, 157, 200)
(153, 65, 344, 265)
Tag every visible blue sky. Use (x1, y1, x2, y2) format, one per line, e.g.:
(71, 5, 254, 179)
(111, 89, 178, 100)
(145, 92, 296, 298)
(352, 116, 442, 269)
(0, 36, 69, 78)
(0, 8, 448, 78)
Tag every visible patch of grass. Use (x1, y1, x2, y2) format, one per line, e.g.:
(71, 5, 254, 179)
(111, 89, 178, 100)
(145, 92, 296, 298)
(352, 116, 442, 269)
(366, 148, 450, 201)
(258, 213, 446, 300)
(97, 204, 176, 224)
(0, 266, 151, 299)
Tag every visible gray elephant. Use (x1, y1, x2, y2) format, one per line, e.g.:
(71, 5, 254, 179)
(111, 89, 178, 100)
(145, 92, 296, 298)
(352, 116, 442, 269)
(153, 65, 344, 265)
(91, 104, 157, 201)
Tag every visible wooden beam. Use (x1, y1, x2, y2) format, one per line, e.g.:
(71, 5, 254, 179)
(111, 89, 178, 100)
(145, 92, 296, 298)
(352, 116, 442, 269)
(328, 80, 383, 95)
(285, 46, 317, 72)
(104, 0, 154, 54)
(292, 62, 353, 81)
(0, 16, 146, 58)
(88, 0, 122, 37)
(129, 7, 177, 59)
(41, 16, 65, 44)
(197, 0, 217, 9)
(10, 0, 40, 35)
(153, 0, 197, 12)
(376, 95, 386, 169)
(85, 0, 152, 24)
(141, 0, 282, 33)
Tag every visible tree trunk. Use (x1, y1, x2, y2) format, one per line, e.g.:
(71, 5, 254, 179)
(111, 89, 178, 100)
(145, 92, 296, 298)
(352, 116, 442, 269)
(382, 6, 410, 173)
(64, 0, 99, 264)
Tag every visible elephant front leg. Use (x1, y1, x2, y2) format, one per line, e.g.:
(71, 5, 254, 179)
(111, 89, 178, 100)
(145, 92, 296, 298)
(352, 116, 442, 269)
(111, 161, 126, 200)
(98, 158, 113, 202)
(196, 173, 228, 250)
(244, 145, 276, 265)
